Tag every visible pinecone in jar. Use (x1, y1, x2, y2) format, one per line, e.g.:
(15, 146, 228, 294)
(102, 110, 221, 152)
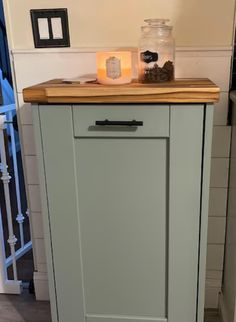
(162, 61, 174, 81)
(142, 61, 174, 83)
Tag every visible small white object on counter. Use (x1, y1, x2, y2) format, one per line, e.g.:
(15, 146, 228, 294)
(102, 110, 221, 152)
(62, 76, 97, 84)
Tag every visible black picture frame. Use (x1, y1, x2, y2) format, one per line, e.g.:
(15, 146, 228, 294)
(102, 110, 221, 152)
(30, 8, 70, 48)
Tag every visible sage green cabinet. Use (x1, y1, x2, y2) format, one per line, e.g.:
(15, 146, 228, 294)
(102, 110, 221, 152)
(33, 103, 213, 322)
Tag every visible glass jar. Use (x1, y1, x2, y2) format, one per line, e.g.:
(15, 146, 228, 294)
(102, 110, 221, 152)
(138, 19, 175, 83)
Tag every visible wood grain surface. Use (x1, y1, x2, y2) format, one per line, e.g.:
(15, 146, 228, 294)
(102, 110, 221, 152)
(23, 78, 220, 104)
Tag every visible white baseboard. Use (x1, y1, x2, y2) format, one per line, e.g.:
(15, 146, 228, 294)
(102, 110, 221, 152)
(219, 293, 229, 322)
(11, 46, 233, 55)
(205, 285, 221, 309)
(34, 271, 50, 301)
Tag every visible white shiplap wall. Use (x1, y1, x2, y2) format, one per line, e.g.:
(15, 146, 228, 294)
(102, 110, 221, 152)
(11, 47, 232, 305)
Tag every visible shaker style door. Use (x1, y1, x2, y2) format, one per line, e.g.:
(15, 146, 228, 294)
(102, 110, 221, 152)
(75, 138, 168, 321)
(35, 104, 205, 322)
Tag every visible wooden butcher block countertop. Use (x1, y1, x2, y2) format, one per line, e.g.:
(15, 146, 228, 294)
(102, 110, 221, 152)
(23, 78, 220, 104)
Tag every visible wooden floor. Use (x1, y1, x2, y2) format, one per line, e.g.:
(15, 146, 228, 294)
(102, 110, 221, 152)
(0, 292, 220, 322)
(205, 309, 220, 322)
(0, 291, 51, 322)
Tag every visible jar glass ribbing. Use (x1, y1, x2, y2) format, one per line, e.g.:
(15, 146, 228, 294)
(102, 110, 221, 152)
(138, 19, 175, 83)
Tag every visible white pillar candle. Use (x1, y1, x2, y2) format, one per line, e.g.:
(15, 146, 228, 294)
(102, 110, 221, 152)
(97, 51, 132, 85)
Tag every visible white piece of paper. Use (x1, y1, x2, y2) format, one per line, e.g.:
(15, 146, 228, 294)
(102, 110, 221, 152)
(62, 76, 97, 84)
(38, 18, 50, 40)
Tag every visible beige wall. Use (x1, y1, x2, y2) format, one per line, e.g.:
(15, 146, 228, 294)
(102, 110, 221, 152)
(4, 0, 236, 49)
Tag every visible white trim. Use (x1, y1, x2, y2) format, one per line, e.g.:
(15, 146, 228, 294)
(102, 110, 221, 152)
(2, 0, 14, 49)
(219, 293, 230, 322)
(11, 46, 233, 56)
(33, 271, 49, 301)
(0, 280, 22, 294)
(12, 47, 138, 54)
(177, 46, 232, 52)
(232, 0, 236, 46)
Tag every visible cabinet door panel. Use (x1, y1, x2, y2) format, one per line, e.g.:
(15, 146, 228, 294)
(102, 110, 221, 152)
(75, 138, 167, 319)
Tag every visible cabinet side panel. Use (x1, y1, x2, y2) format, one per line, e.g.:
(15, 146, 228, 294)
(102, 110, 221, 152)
(38, 105, 85, 322)
(32, 105, 58, 321)
(169, 105, 204, 322)
(197, 105, 214, 322)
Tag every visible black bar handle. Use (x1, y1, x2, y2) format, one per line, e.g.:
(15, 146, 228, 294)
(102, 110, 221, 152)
(95, 119, 143, 127)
